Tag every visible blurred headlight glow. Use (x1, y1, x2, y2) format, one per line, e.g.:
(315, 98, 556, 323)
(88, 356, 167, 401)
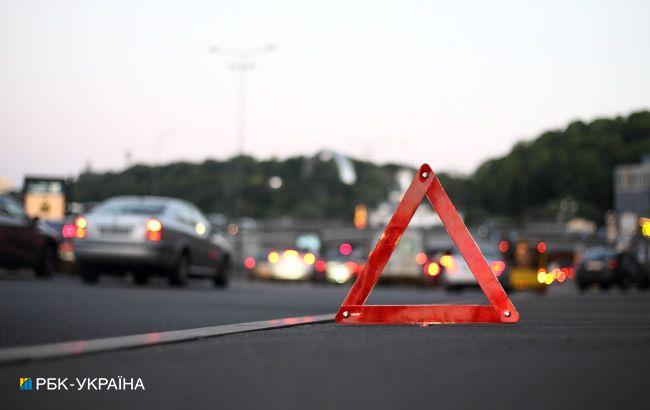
(328, 263, 352, 284)
(284, 249, 298, 258)
(268, 251, 280, 264)
(303, 252, 316, 265)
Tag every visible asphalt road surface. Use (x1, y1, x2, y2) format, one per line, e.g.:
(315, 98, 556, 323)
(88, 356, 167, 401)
(0, 270, 465, 347)
(2, 271, 649, 409)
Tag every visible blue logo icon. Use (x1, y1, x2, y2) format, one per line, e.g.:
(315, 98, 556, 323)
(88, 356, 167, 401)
(20, 378, 33, 391)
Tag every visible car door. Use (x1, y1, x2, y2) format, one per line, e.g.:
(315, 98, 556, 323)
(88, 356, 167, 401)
(0, 196, 40, 265)
(171, 203, 208, 270)
(188, 206, 214, 268)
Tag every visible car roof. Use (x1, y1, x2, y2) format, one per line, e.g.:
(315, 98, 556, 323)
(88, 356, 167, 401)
(102, 196, 186, 206)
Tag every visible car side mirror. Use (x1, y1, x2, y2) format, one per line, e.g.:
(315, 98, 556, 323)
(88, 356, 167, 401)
(28, 216, 39, 228)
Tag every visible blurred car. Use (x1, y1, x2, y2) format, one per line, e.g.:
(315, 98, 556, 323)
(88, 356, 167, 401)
(500, 239, 549, 292)
(319, 246, 365, 284)
(576, 247, 649, 291)
(73, 196, 231, 287)
(0, 194, 59, 277)
(245, 249, 316, 281)
(439, 250, 509, 291)
(43, 215, 78, 269)
(373, 230, 428, 283)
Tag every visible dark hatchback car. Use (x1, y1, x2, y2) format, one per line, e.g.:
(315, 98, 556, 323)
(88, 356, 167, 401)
(73, 196, 231, 287)
(576, 247, 649, 291)
(0, 194, 59, 277)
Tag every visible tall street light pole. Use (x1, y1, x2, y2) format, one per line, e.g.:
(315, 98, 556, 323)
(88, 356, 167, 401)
(209, 44, 274, 217)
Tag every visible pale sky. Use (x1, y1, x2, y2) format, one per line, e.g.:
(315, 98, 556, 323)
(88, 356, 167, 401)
(1, 0, 649, 187)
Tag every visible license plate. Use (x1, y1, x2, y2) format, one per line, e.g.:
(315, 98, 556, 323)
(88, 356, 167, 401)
(585, 261, 604, 271)
(99, 226, 132, 236)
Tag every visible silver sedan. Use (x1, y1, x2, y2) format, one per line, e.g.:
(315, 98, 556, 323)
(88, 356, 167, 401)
(73, 196, 231, 287)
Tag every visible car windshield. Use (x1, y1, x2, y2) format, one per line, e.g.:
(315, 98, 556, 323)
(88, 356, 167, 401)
(93, 200, 167, 216)
(0, 195, 28, 219)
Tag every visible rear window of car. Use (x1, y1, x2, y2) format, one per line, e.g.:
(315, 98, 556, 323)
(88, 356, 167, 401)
(93, 200, 166, 216)
(583, 248, 616, 261)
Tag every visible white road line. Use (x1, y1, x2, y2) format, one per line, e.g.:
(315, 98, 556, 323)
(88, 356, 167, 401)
(0, 313, 334, 365)
(0, 293, 509, 365)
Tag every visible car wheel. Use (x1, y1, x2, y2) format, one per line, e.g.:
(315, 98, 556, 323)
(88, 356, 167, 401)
(133, 271, 150, 286)
(35, 244, 57, 278)
(577, 280, 588, 292)
(169, 253, 189, 286)
(213, 256, 230, 288)
(618, 275, 631, 291)
(601, 282, 611, 291)
(80, 264, 100, 284)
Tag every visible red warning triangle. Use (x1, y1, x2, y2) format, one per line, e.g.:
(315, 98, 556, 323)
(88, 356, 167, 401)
(336, 164, 519, 325)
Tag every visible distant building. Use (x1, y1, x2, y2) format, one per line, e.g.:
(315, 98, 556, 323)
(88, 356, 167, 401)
(614, 158, 650, 251)
(0, 176, 14, 194)
(614, 158, 650, 216)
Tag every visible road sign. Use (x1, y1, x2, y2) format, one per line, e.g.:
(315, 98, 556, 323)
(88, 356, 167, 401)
(336, 164, 519, 325)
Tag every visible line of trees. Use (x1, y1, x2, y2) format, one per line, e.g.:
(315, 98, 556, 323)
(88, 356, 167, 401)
(73, 110, 650, 224)
(73, 156, 402, 219)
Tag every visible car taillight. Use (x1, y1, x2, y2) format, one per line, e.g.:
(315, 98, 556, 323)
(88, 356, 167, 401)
(424, 262, 440, 277)
(62, 223, 77, 239)
(244, 257, 256, 269)
(608, 259, 618, 270)
(415, 252, 427, 265)
(145, 218, 163, 242)
(74, 216, 87, 239)
(315, 259, 326, 272)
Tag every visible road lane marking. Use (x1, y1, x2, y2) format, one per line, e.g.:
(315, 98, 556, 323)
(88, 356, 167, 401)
(0, 313, 334, 365)
(0, 293, 495, 365)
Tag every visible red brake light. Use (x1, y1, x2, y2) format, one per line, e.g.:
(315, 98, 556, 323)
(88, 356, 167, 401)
(339, 243, 352, 256)
(62, 224, 77, 239)
(608, 259, 618, 270)
(244, 257, 256, 269)
(315, 259, 326, 272)
(145, 218, 163, 242)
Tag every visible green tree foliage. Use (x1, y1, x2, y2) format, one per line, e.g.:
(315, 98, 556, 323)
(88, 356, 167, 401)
(73, 156, 401, 219)
(73, 111, 650, 222)
(470, 111, 650, 222)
